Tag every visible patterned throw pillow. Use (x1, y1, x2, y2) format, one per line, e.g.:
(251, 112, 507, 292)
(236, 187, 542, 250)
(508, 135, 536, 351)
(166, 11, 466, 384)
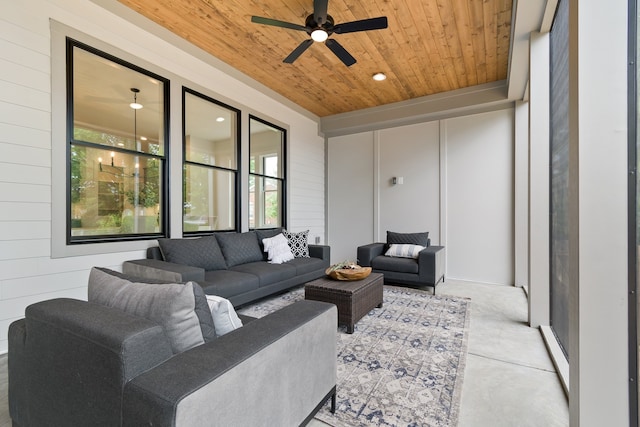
(282, 229, 310, 258)
(385, 244, 426, 259)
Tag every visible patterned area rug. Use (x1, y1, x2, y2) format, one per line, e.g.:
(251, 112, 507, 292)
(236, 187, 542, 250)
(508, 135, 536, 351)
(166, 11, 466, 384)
(238, 285, 470, 427)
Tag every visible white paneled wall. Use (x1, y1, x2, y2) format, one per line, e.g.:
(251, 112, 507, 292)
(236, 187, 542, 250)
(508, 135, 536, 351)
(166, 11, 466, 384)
(378, 122, 441, 243)
(0, 0, 325, 353)
(328, 132, 375, 262)
(444, 110, 514, 284)
(327, 108, 514, 285)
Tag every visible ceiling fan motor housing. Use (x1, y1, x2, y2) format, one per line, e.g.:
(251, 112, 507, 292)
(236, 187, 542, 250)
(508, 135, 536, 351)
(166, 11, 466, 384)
(305, 13, 335, 35)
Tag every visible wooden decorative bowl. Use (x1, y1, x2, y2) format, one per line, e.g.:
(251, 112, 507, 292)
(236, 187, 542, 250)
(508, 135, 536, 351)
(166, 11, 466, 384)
(325, 266, 372, 281)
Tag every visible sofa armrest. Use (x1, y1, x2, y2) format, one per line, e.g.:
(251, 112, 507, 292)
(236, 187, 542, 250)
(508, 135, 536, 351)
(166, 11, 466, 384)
(123, 300, 337, 427)
(357, 243, 386, 266)
(123, 259, 205, 283)
(9, 298, 173, 427)
(309, 244, 330, 261)
(418, 245, 445, 285)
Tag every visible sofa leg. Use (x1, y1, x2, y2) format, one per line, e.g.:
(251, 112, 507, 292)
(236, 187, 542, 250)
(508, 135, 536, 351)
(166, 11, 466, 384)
(331, 390, 336, 413)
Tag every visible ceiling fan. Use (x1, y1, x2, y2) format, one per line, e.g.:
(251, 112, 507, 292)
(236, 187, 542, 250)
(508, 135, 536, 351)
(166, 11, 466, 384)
(251, 0, 388, 67)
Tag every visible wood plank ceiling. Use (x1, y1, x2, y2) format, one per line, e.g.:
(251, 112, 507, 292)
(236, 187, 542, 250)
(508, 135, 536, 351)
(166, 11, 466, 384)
(117, 0, 512, 117)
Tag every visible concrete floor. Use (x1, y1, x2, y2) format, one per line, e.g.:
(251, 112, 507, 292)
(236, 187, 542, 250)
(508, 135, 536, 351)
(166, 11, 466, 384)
(309, 279, 569, 426)
(0, 280, 568, 426)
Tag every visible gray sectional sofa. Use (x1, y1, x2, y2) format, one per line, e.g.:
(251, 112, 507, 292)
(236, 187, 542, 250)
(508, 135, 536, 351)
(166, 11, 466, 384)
(123, 229, 330, 307)
(8, 267, 338, 426)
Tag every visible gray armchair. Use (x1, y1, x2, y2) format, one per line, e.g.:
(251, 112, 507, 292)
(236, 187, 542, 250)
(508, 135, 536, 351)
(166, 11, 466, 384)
(357, 231, 445, 294)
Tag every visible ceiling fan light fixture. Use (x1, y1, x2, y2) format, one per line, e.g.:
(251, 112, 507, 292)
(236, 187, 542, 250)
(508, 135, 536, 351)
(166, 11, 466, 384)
(311, 28, 328, 42)
(373, 72, 387, 81)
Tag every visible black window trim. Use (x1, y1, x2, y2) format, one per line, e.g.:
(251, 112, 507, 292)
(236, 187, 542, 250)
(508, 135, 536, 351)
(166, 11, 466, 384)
(65, 37, 170, 244)
(182, 86, 242, 235)
(248, 114, 287, 230)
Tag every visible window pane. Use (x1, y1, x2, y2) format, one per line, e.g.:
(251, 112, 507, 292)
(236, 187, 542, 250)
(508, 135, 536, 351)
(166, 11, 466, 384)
(184, 164, 235, 231)
(249, 176, 282, 229)
(249, 118, 283, 178)
(70, 145, 163, 236)
(549, 0, 570, 359)
(185, 92, 237, 169)
(73, 47, 165, 156)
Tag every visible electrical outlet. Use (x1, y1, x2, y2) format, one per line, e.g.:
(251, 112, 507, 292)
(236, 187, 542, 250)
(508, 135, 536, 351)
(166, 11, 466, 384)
(315, 236, 320, 244)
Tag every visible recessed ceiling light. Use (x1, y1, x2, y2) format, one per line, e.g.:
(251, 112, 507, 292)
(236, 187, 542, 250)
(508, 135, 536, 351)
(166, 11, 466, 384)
(372, 72, 387, 81)
(216, 117, 225, 122)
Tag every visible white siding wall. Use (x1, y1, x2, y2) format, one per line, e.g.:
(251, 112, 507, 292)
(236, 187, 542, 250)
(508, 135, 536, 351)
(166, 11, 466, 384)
(328, 108, 514, 285)
(0, 0, 325, 353)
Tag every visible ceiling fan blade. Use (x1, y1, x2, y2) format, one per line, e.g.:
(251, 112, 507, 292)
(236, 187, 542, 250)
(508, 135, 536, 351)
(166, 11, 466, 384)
(333, 16, 388, 34)
(314, 0, 329, 25)
(325, 39, 356, 66)
(283, 39, 314, 63)
(251, 16, 308, 32)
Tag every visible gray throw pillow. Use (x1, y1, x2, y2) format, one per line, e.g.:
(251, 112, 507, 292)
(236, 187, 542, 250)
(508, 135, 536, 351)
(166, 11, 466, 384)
(215, 232, 264, 267)
(158, 236, 227, 271)
(88, 267, 207, 354)
(387, 231, 429, 247)
(93, 267, 216, 342)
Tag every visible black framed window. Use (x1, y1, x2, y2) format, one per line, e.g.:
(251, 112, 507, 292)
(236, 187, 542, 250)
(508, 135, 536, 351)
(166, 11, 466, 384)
(183, 88, 240, 233)
(249, 116, 286, 229)
(67, 39, 169, 242)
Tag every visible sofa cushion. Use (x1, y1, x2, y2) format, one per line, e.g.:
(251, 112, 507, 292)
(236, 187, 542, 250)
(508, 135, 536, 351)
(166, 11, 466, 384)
(158, 236, 227, 271)
(94, 267, 216, 342)
(262, 233, 294, 264)
(385, 243, 425, 259)
(200, 270, 260, 299)
(287, 257, 327, 276)
(371, 255, 419, 274)
(205, 295, 243, 336)
(216, 232, 264, 267)
(88, 267, 206, 354)
(387, 231, 429, 247)
(283, 229, 310, 258)
(230, 261, 297, 287)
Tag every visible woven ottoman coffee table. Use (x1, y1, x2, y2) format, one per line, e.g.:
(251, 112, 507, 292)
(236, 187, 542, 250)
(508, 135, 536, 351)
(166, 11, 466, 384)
(305, 273, 383, 333)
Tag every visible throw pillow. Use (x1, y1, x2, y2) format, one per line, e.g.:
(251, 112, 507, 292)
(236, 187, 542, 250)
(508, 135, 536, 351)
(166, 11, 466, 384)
(262, 233, 295, 264)
(158, 236, 227, 271)
(387, 231, 429, 247)
(88, 267, 207, 354)
(256, 227, 284, 260)
(93, 267, 216, 342)
(385, 243, 426, 259)
(215, 232, 264, 267)
(206, 295, 243, 336)
(282, 229, 310, 258)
